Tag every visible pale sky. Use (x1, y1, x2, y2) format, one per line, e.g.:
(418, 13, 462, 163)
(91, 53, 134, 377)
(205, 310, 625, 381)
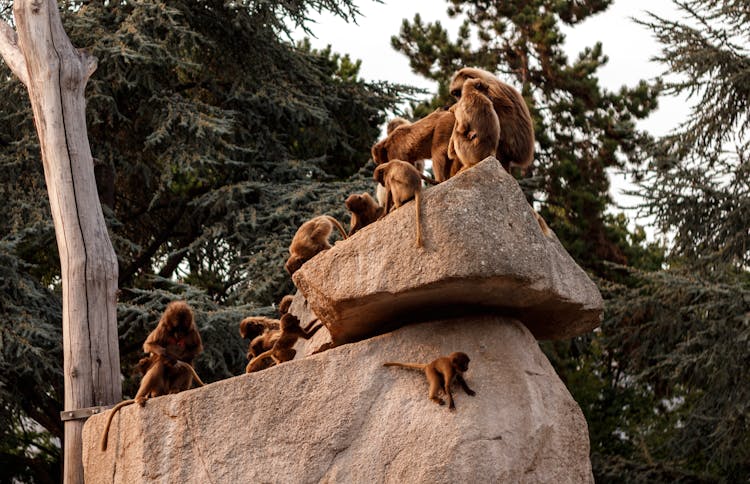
(297, 0, 692, 237)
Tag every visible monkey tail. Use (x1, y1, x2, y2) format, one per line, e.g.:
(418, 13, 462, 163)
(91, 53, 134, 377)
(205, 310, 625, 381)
(420, 174, 439, 185)
(414, 191, 423, 248)
(246, 349, 275, 373)
(324, 216, 349, 240)
(175, 361, 205, 387)
(383, 362, 427, 371)
(100, 399, 137, 451)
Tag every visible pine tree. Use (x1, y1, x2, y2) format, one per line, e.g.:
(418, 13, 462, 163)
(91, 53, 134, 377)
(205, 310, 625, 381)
(0, 0, 412, 480)
(598, 2, 750, 480)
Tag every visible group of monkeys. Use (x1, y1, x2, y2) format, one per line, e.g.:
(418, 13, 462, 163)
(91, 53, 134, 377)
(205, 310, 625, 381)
(99, 66, 532, 451)
(285, 66, 542, 262)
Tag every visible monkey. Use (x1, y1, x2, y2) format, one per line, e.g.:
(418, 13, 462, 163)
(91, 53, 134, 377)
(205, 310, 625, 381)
(373, 160, 424, 248)
(448, 78, 501, 173)
(371, 108, 456, 183)
(383, 352, 475, 410)
(345, 192, 384, 236)
(100, 301, 204, 451)
(245, 314, 323, 373)
(278, 294, 294, 316)
(449, 67, 535, 172)
(239, 316, 281, 360)
(285, 215, 348, 276)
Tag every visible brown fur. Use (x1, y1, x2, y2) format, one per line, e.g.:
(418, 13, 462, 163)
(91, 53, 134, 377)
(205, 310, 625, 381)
(345, 192, 384, 236)
(100, 301, 204, 451)
(384, 352, 475, 410)
(239, 316, 281, 360)
(373, 160, 424, 248)
(449, 78, 501, 172)
(285, 215, 348, 276)
(245, 314, 323, 373)
(278, 295, 294, 316)
(449, 67, 535, 171)
(371, 109, 456, 182)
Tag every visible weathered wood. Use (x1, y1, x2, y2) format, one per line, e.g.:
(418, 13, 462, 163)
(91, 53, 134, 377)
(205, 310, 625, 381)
(0, 1, 121, 483)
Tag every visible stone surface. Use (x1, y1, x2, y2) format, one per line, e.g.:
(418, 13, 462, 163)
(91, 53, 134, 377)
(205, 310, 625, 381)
(293, 157, 602, 343)
(83, 316, 593, 484)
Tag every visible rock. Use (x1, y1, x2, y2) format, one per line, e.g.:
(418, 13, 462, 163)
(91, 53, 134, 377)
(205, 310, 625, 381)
(83, 316, 593, 483)
(293, 157, 602, 343)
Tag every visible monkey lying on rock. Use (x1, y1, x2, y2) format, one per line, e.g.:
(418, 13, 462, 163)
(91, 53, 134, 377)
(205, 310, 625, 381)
(384, 352, 476, 410)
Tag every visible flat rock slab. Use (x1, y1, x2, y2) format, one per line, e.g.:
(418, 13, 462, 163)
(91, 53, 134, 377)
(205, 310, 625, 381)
(83, 316, 593, 483)
(293, 157, 602, 342)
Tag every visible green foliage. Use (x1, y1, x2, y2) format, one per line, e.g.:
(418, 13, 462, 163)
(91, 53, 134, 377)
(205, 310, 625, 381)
(0, 0, 410, 481)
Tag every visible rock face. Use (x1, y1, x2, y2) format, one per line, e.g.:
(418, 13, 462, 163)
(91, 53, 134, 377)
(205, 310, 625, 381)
(293, 157, 602, 343)
(83, 316, 593, 483)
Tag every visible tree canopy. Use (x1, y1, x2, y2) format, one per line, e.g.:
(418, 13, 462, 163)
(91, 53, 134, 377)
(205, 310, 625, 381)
(0, 0, 411, 481)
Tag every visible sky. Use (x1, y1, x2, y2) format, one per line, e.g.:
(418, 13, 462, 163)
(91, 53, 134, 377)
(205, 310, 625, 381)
(295, 0, 693, 237)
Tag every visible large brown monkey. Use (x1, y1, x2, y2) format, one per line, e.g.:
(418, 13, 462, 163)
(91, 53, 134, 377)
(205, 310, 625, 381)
(100, 301, 204, 451)
(373, 160, 424, 248)
(245, 314, 323, 373)
(285, 215, 348, 276)
(384, 352, 475, 410)
(371, 108, 456, 182)
(345, 192, 384, 236)
(449, 78, 501, 172)
(449, 67, 534, 171)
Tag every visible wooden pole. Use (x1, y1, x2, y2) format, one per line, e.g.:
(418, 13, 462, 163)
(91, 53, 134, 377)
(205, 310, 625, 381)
(0, 1, 121, 483)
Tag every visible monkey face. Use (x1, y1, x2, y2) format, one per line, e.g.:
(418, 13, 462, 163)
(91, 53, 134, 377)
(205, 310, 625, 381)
(371, 141, 388, 165)
(345, 194, 367, 212)
(373, 165, 386, 185)
(285, 255, 304, 276)
(280, 314, 300, 331)
(451, 352, 471, 372)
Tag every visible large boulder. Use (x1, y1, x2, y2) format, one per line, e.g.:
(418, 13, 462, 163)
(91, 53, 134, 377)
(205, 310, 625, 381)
(293, 157, 602, 343)
(83, 316, 593, 483)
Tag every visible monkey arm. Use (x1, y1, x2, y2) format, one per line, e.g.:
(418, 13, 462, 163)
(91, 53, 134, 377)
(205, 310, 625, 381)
(301, 322, 323, 339)
(456, 374, 476, 396)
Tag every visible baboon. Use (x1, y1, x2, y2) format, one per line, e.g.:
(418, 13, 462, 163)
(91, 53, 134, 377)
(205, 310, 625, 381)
(449, 78, 501, 172)
(449, 67, 535, 171)
(345, 192, 384, 236)
(384, 352, 475, 410)
(100, 301, 204, 451)
(245, 314, 323, 373)
(285, 215, 348, 276)
(373, 160, 424, 248)
(371, 109, 456, 182)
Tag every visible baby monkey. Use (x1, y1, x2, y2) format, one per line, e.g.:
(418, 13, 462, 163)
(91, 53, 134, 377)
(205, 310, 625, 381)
(345, 192, 384, 236)
(384, 351, 476, 410)
(245, 314, 323, 373)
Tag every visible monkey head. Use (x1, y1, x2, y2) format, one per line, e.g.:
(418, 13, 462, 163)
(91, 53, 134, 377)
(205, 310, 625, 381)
(345, 193, 368, 212)
(373, 163, 387, 185)
(371, 139, 388, 165)
(285, 255, 304, 276)
(239, 318, 268, 339)
(449, 67, 489, 100)
(161, 301, 195, 335)
(280, 313, 301, 332)
(278, 295, 294, 316)
(450, 352, 471, 372)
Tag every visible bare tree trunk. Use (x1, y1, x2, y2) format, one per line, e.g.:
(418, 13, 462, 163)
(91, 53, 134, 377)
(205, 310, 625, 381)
(0, 1, 121, 483)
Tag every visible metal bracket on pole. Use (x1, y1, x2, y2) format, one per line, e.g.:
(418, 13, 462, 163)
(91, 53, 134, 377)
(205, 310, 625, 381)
(60, 405, 113, 422)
